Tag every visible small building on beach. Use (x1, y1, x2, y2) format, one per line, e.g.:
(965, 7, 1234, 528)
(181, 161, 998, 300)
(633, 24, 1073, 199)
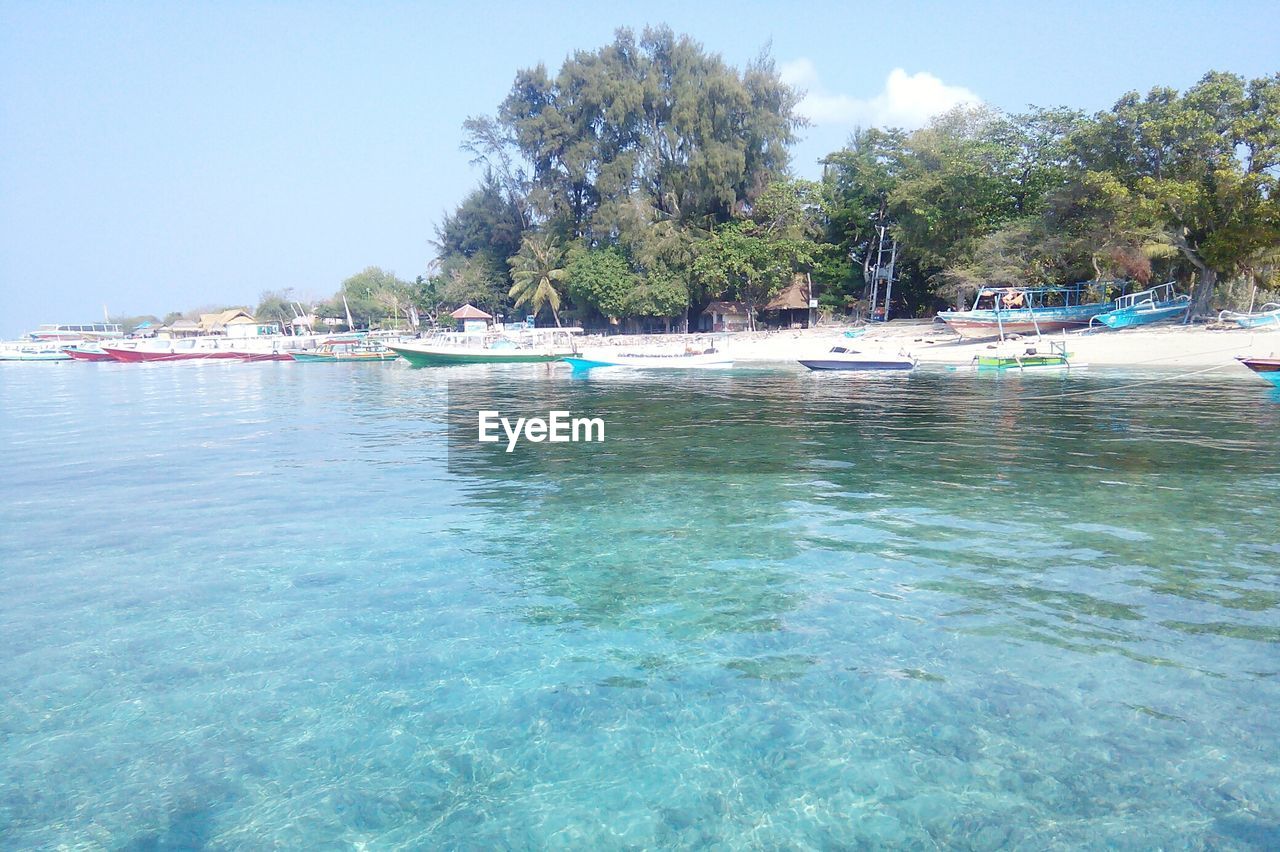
(699, 301, 751, 333)
(764, 275, 816, 329)
(451, 304, 493, 333)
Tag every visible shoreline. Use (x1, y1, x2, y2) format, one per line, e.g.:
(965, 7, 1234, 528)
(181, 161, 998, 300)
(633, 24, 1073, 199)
(583, 322, 1280, 372)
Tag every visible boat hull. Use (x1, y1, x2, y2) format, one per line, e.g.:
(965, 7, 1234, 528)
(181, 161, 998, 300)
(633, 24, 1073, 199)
(1223, 310, 1280, 329)
(388, 343, 567, 366)
(799, 358, 914, 371)
(63, 347, 116, 362)
(938, 306, 1108, 338)
(563, 354, 734, 371)
(290, 351, 400, 362)
(102, 347, 240, 362)
(0, 350, 72, 361)
(1238, 357, 1280, 387)
(1093, 302, 1190, 329)
(974, 354, 1073, 370)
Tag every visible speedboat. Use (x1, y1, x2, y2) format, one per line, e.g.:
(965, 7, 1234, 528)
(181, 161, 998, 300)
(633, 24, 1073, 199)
(798, 346, 915, 371)
(1237, 356, 1280, 387)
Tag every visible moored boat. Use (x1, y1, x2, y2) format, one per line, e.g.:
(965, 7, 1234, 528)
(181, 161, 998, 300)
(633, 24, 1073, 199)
(62, 344, 116, 362)
(964, 340, 1083, 372)
(388, 328, 582, 367)
(1090, 283, 1189, 329)
(563, 350, 734, 371)
(290, 341, 400, 362)
(798, 346, 915, 371)
(1237, 356, 1280, 387)
(0, 344, 72, 362)
(938, 283, 1113, 339)
(1219, 303, 1280, 330)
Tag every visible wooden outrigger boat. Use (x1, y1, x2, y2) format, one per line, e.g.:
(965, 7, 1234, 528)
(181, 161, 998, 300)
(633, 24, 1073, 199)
(959, 339, 1084, 372)
(1219, 304, 1280, 330)
(387, 328, 582, 367)
(937, 283, 1113, 339)
(290, 341, 400, 362)
(1090, 283, 1190, 329)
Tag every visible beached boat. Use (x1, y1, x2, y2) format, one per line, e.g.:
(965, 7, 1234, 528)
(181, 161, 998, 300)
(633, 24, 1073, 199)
(937, 283, 1112, 339)
(798, 346, 915, 371)
(1090, 283, 1190, 329)
(1237, 357, 1280, 387)
(388, 329, 582, 367)
(290, 341, 400, 362)
(1219, 303, 1280, 330)
(563, 350, 734, 372)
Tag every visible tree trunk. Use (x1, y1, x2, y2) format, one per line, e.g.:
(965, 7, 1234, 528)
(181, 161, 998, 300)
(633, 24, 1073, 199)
(1190, 267, 1217, 319)
(551, 303, 561, 328)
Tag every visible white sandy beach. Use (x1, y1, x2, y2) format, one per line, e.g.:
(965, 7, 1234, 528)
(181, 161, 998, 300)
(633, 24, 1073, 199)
(579, 321, 1280, 377)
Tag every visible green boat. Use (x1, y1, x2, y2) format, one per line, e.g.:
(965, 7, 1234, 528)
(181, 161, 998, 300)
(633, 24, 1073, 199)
(975, 352, 1070, 370)
(968, 340, 1081, 371)
(291, 341, 401, 363)
(387, 330, 582, 367)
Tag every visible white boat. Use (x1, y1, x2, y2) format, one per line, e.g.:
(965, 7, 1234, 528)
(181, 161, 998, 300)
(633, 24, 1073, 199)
(25, 322, 124, 342)
(798, 346, 916, 371)
(0, 342, 72, 361)
(563, 349, 733, 371)
(388, 329, 583, 367)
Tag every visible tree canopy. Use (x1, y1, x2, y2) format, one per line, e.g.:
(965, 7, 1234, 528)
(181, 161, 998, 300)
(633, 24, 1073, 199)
(425, 31, 1279, 325)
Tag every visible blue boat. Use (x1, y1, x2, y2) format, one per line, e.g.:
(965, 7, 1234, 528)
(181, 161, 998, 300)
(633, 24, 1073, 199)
(1219, 303, 1280, 330)
(1090, 283, 1190, 330)
(937, 282, 1114, 339)
(1238, 357, 1280, 387)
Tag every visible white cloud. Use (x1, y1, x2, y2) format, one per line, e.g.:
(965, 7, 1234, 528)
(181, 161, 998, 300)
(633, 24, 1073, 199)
(786, 64, 982, 130)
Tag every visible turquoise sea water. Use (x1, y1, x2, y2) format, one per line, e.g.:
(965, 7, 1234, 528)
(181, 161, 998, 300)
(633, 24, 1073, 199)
(2, 360, 1279, 849)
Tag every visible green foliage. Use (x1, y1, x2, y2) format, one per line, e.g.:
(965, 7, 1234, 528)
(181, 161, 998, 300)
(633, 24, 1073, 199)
(436, 30, 1280, 321)
(566, 246, 636, 318)
(693, 219, 815, 328)
(337, 267, 412, 327)
(508, 234, 569, 326)
(1070, 71, 1280, 312)
(254, 290, 296, 327)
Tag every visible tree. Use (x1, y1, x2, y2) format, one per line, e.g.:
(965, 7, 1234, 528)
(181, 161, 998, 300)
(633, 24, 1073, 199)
(508, 234, 568, 326)
(255, 289, 296, 328)
(338, 267, 411, 328)
(1071, 72, 1280, 314)
(693, 220, 813, 330)
(566, 246, 636, 319)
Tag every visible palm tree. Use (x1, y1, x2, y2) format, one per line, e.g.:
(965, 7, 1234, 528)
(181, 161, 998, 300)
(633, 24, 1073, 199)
(508, 234, 567, 327)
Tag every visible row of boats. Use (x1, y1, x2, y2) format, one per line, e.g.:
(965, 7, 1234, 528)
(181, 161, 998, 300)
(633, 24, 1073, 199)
(937, 281, 1280, 337)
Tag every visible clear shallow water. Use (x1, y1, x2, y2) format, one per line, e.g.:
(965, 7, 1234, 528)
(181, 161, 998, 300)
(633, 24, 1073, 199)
(1, 360, 1278, 849)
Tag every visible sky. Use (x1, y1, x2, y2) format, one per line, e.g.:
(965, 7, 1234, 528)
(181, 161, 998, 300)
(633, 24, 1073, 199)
(1, 1, 1277, 338)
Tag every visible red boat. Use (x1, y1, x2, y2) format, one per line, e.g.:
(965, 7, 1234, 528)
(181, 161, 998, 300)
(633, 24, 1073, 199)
(62, 346, 116, 362)
(1237, 357, 1280, 388)
(101, 342, 241, 362)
